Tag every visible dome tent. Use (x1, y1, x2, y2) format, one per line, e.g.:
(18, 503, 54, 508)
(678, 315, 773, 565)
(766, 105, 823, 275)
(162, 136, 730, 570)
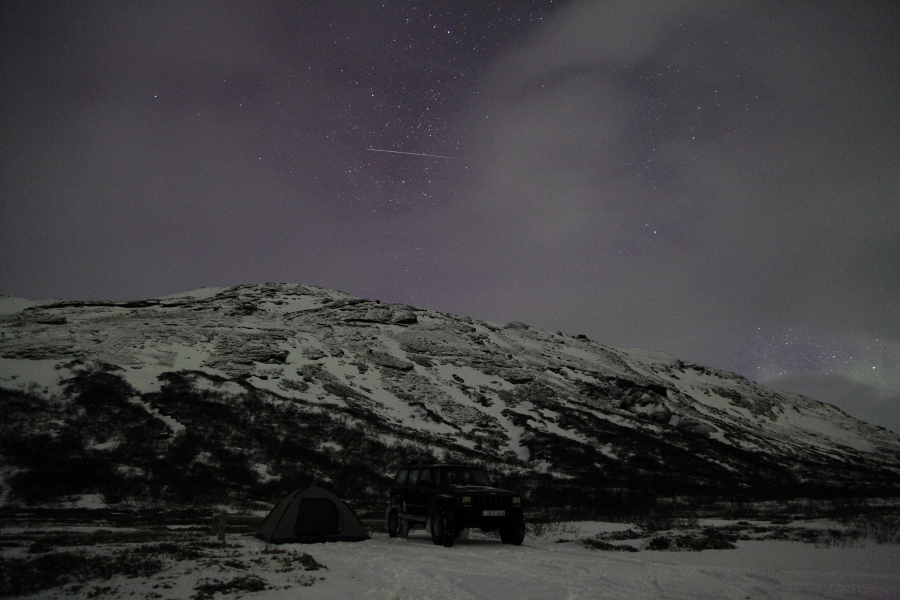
(255, 484, 369, 544)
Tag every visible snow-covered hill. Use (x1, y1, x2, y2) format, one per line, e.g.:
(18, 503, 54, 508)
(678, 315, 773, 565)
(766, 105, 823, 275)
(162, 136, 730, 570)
(1, 283, 898, 508)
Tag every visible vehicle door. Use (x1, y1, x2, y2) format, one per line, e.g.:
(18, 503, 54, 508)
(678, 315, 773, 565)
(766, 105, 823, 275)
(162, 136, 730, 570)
(391, 468, 409, 506)
(405, 468, 421, 515)
(416, 467, 436, 515)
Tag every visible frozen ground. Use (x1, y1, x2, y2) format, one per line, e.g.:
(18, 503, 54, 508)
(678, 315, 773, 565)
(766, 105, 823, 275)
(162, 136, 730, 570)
(3, 520, 898, 599)
(260, 531, 900, 600)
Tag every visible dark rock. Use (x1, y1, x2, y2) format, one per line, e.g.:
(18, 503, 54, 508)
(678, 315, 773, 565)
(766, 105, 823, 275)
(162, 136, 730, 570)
(390, 310, 418, 325)
(675, 416, 716, 436)
(501, 409, 533, 427)
(34, 317, 68, 325)
(302, 348, 327, 361)
(499, 368, 534, 384)
(407, 354, 433, 368)
(368, 351, 414, 371)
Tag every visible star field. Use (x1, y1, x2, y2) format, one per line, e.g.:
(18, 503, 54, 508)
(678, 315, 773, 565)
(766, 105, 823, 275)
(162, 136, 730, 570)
(228, 2, 560, 214)
(1, 1, 898, 431)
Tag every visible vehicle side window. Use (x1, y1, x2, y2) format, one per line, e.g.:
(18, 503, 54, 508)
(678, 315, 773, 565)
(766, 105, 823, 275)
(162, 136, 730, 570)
(473, 470, 492, 486)
(407, 469, 420, 486)
(419, 468, 432, 486)
(394, 469, 409, 485)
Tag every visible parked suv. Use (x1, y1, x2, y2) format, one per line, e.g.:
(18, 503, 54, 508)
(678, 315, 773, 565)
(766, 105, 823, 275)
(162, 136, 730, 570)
(385, 463, 526, 547)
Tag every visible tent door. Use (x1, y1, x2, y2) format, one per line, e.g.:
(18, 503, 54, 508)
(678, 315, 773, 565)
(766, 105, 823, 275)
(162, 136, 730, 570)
(294, 498, 342, 537)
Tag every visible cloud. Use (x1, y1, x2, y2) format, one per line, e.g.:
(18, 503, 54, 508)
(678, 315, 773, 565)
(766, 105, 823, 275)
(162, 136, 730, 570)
(439, 0, 899, 365)
(0, 2, 360, 300)
(1, 0, 897, 434)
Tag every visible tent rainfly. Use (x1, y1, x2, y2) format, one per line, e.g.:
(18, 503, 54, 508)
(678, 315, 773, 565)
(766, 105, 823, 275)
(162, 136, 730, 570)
(255, 485, 369, 544)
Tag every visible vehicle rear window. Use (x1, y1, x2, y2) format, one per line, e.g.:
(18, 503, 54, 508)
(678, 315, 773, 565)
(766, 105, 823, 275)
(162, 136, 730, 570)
(407, 469, 420, 486)
(419, 468, 432, 486)
(394, 469, 409, 485)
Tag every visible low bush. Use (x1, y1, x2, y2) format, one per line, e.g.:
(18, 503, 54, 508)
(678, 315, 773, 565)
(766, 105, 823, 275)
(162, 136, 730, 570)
(644, 529, 736, 551)
(647, 536, 670, 551)
(526, 521, 581, 539)
(193, 575, 268, 600)
(582, 539, 639, 552)
(274, 552, 326, 572)
(0, 550, 164, 597)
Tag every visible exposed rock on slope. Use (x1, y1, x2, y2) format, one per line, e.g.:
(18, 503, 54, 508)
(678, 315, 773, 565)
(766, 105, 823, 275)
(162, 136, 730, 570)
(1, 284, 898, 509)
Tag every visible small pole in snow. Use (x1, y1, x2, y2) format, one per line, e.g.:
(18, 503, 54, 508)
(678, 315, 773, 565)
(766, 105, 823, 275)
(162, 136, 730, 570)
(218, 511, 226, 542)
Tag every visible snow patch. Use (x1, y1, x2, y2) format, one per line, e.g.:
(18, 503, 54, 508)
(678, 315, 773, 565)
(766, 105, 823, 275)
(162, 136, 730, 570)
(0, 296, 56, 315)
(253, 463, 280, 483)
(0, 358, 68, 396)
(128, 396, 186, 435)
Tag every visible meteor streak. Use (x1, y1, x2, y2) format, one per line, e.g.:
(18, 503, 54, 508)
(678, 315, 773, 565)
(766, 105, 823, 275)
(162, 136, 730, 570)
(366, 148, 463, 160)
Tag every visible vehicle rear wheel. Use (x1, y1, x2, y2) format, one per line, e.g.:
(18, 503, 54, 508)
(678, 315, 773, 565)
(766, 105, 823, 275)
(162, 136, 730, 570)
(431, 506, 456, 547)
(387, 508, 400, 538)
(499, 519, 525, 545)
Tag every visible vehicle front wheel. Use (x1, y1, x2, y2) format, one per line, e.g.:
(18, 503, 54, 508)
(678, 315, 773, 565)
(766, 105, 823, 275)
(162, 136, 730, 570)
(431, 506, 456, 547)
(499, 519, 526, 546)
(388, 507, 409, 539)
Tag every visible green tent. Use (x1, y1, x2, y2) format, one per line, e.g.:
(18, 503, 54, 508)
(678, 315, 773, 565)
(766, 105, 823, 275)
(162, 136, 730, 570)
(255, 485, 369, 544)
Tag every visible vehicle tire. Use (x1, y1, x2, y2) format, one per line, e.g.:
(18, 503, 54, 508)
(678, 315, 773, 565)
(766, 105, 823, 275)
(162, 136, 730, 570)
(431, 506, 456, 547)
(387, 508, 400, 538)
(499, 519, 526, 546)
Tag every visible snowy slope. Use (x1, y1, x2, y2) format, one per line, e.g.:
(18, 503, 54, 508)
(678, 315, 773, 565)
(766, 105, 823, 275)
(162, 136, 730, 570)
(1, 283, 898, 507)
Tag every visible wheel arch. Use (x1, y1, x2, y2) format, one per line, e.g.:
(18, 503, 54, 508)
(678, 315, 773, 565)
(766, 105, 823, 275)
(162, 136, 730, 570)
(385, 495, 407, 517)
(428, 494, 456, 510)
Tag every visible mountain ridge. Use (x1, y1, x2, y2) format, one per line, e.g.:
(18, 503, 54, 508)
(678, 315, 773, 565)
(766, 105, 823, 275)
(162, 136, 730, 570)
(1, 283, 898, 511)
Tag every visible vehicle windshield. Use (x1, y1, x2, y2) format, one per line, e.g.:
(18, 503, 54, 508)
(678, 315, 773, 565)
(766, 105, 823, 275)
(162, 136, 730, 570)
(436, 467, 493, 487)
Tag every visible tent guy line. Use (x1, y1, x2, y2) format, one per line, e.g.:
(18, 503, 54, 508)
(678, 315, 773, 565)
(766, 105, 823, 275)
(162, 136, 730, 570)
(366, 148, 464, 160)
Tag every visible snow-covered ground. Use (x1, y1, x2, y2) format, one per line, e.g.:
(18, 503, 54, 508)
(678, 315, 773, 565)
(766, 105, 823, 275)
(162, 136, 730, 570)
(267, 532, 900, 600)
(5, 522, 899, 599)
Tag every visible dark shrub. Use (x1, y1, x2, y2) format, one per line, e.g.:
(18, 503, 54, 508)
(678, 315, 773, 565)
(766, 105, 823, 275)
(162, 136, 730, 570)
(647, 536, 671, 550)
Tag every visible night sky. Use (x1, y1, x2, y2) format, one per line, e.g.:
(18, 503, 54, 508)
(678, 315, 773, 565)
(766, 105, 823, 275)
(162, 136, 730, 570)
(2, 1, 898, 431)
